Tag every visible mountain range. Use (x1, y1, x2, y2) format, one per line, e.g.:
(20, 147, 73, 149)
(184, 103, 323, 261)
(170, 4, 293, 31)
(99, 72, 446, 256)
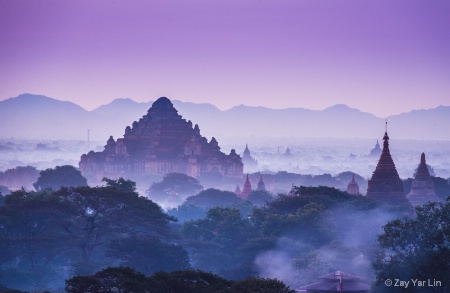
(1, 94, 449, 142)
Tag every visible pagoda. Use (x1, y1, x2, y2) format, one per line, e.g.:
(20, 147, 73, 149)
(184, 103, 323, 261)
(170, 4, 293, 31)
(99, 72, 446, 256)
(79, 97, 243, 183)
(346, 174, 360, 195)
(366, 122, 407, 205)
(369, 140, 382, 157)
(234, 184, 242, 195)
(240, 174, 253, 198)
(256, 175, 266, 191)
(406, 153, 440, 207)
(242, 144, 258, 171)
(283, 147, 293, 158)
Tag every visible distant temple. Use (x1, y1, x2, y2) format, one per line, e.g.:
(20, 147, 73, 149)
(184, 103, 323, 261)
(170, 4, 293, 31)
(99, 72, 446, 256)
(234, 184, 242, 195)
(256, 175, 266, 191)
(242, 144, 258, 170)
(369, 140, 382, 157)
(346, 174, 360, 195)
(283, 147, 293, 158)
(296, 271, 370, 292)
(366, 123, 408, 206)
(79, 97, 243, 183)
(240, 174, 253, 198)
(406, 153, 440, 207)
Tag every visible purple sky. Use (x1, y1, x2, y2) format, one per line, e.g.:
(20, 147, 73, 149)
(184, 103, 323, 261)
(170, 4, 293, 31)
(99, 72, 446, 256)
(1, 0, 449, 117)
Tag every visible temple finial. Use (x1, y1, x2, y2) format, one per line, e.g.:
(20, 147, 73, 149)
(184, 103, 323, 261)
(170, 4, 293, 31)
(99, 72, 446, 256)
(385, 119, 388, 133)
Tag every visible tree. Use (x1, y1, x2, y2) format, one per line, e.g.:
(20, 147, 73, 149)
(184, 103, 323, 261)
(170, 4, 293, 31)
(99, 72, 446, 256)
(373, 199, 450, 292)
(102, 177, 136, 193)
(181, 207, 257, 277)
(228, 277, 294, 293)
(148, 270, 232, 293)
(33, 165, 87, 191)
(247, 190, 274, 206)
(0, 166, 39, 190)
(0, 184, 178, 290)
(53, 186, 176, 266)
(107, 236, 191, 275)
(0, 189, 74, 289)
(65, 266, 147, 293)
(183, 188, 242, 208)
(147, 173, 203, 208)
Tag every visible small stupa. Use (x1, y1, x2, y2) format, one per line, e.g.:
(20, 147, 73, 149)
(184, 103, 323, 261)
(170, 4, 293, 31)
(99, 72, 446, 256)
(256, 175, 266, 191)
(406, 153, 440, 207)
(240, 174, 253, 198)
(234, 184, 242, 196)
(346, 174, 360, 195)
(369, 140, 382, 157)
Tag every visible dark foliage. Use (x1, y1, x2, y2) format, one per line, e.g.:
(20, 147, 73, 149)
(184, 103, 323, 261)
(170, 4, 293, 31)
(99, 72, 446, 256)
(184, 188, 242, 208)
(247, 190, 274, 206)
(33, 165, 87, 191)
(65, 266, 148, 293)
(266, 186, 379, 215)
(373, 199, 450, 292)
(0, 183, 181, 290)
(107, 237, 191, 275)
(228, 277, 294, 293)
(147, 173, 203, 206)
(66, 267, 294, 293)
(102, 177, 136, 192)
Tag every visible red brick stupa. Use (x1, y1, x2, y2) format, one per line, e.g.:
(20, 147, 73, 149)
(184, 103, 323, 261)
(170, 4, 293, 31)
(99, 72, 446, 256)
(406, 153, 440, 207)
(346, 173, 360, 195)
(240, 174, 253, 199)
(366, 123, 407, 205)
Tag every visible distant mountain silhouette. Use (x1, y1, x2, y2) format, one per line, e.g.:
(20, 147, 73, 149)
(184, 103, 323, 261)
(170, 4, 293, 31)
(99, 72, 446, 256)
(0, 94, 449, 141)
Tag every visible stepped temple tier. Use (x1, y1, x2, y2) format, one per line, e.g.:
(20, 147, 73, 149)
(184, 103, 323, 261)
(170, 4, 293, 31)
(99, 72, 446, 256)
(79, 97, 243, 183)
(407, 153, 440, 207)
(366, 123, 408, 206)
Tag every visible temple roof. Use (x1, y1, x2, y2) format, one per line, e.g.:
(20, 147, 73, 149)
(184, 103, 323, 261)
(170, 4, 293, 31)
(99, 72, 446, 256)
(407, 152, 439, 207)
(366, 124, 406, 204)
(257, 175, 266, 191)
(241, 174, 252, 198)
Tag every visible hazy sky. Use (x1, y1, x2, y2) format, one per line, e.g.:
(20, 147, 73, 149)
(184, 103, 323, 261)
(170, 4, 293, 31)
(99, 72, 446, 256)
(1, 0, 449, 117)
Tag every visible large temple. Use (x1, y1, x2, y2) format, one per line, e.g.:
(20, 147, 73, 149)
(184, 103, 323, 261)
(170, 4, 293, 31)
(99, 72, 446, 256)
(406, 153, 440, 207)
(366, 124, 408, 206)
(79, 97, 243, 183)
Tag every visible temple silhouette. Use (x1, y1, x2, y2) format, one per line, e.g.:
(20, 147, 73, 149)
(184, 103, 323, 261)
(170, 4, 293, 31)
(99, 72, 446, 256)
(79, 97, 243, 183)
(406, 153, 440, 207)
(366, 122, 408, 206)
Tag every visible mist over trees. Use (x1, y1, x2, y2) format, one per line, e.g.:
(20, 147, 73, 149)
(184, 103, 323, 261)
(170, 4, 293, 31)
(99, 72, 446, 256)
(0, 181, 185, 290)
(373, 199, 450, 292)
(0, 165, 448, 291)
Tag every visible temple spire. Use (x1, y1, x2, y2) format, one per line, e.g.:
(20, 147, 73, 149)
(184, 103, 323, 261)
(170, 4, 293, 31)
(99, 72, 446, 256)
(366, 124, 407, 206)
(407, 152, 439, 206)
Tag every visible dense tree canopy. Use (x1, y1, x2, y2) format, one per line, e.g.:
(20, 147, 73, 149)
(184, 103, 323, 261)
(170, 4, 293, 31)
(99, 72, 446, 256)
(183, 188, 242, 208)
(65, 267, 294, 293)
(33, 165, 87, 191)
(0, 182, 185, 290)
(147, 173, 203, 207)
(373, 199, 450, 292)
(102, 177, 136, 192)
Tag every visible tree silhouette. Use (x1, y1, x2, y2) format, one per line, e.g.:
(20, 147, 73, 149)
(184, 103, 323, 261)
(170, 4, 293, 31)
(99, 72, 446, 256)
(33, 165, 87, 191)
